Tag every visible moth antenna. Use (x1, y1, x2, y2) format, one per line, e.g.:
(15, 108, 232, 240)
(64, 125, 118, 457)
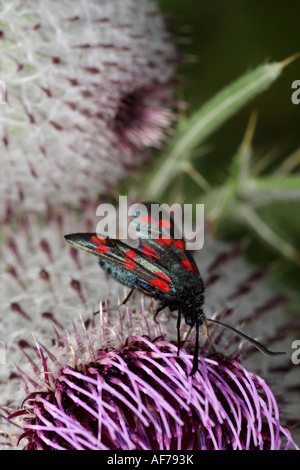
(206, 318, 286, 356)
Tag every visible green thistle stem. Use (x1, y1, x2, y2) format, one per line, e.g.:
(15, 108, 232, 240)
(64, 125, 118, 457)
(144, 56, 299, 200)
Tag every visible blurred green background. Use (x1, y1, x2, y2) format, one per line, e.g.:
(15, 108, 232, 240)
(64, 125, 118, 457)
(160, 0, 299, 168)
(156, 0, 300, 314)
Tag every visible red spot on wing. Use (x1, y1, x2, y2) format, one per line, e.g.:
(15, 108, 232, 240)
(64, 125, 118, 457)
(124, 249, 137, 259)
(95, 244, 110, 254)
(153, 271, 171, 284)
(154, 237, 172, 246)
(141, 243, 160, 259)
(124, 259, 137, 270)
(158, 219, 172, 229)
(173, 240, 185, 250)
(92, 235, 109, 254)
(192, 264, 200, 275)
(139, 215, 154, 224)
(91, 235, 106, 244)
(149, 279, 170, 293)
(181, 259, 199, 275)
(181, 260, 193, 272)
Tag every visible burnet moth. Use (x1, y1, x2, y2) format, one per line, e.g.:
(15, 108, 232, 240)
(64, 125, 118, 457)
(65, 202, 285, 376)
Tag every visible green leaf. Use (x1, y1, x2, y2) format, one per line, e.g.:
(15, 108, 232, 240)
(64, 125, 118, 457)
(206, 111, 257, 227)
(238, 203, 300, 264)
(242, 175, 300, 205)
(144, 56, 298, 200)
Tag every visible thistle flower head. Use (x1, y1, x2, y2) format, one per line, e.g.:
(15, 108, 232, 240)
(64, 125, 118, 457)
(0, 0, 177, 217)
(8, 329, 299, 450)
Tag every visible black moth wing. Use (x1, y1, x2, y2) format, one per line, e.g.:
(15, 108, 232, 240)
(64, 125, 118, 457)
(64, 233, 177, 298)
(132, 202, 200, 276)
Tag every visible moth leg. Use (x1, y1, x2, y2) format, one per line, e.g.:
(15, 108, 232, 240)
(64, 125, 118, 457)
(153, 303, 167, 324)
(106, 287, 135, 311)
(136, 286, 155, 297)
(204, 320, 216, 352)
(94, 288, 135, 315)
(120, 287, 135, 306)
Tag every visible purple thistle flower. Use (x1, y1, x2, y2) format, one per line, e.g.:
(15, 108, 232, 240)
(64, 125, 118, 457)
(8, 331, 298, 450)
(0, 0, 177, 217)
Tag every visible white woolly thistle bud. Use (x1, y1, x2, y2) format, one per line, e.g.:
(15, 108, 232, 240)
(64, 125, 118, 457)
(0, 0, 177, 217)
